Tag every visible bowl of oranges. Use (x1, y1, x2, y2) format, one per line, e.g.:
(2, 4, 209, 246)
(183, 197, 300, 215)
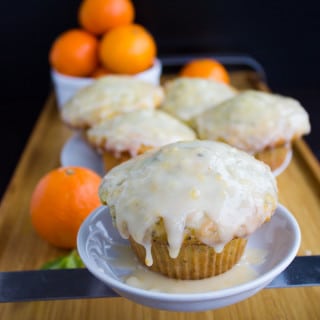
(49, 0, 162, 108)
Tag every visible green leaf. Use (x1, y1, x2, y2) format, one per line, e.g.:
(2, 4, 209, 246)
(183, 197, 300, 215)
(41, 250, 85, 270)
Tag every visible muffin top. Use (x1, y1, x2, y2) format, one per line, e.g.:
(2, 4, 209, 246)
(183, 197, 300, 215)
(160, 77, 236, 123)
(194, 90, 311, 153)
(87, 109, 196, 157)
(61, 75, 164, 129)
(99, 140, 278, 265)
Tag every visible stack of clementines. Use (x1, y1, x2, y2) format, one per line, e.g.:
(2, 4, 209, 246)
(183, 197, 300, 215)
(49, 0, 157, 78)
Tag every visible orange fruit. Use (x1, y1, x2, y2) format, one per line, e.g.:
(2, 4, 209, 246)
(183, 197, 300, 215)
(30, 166, 102, 249)
(49, 29, 99, 77)
(179, 58, 230, 84)
(99, 23, 157, 74)
(78, 0, 135, 35)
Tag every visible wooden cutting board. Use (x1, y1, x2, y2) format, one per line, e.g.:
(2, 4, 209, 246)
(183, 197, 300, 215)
(0, 71, 319, 319)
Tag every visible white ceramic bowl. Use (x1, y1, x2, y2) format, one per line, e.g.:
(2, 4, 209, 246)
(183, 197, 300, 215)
(51, 58, 162, 108)
(77, 204, 301, 312)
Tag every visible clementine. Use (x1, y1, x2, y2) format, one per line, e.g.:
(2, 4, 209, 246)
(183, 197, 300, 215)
(30, 166, 102, 249)
(49, 29, 99, 77)
(79, 0, 135, 35)
(99, 23, 157, 74)
(179, 58, 230, 84)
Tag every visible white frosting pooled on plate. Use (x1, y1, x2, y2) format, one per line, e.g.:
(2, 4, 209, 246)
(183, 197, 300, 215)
(194, 90, 311, 153)
(99, 140, 278, 265)
(87, 109, 196, 157)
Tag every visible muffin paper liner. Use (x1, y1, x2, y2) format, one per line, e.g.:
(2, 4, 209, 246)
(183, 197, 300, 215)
(102, 151, 131, 172)
(130, 237, 248, 280)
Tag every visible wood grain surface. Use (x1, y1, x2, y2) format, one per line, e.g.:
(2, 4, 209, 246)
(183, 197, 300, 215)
(0, 71, 319, 319)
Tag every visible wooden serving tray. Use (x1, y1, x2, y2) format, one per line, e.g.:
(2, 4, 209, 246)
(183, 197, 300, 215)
(0, 71, 319, 319)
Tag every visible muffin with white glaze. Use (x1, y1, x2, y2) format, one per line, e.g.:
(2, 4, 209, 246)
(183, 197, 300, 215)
(61, 75, 164, 129)
(99, 140, 278, 280)
(160, 77, 237, 125)
(194, 90, 311, 173)
(86, 109, 196, 172)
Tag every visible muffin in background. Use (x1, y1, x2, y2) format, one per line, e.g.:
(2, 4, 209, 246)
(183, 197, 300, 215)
(99, 140, 278, 280)
(60, 75, 164, 129)
(193, 90, 311, 173)
(86, 109, 196, 172)
(160, 77, 237, 125)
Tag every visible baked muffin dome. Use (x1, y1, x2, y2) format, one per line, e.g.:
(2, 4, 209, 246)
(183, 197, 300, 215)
(87, 109, 196, 172)
(194, 90, 311, 154)
(160, 77, 236, 124)
(61, 75, 164, 129)
(99, 140, 278, 271)
(87, 109, 196, 158)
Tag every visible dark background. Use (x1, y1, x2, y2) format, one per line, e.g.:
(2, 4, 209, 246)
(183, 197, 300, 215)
(1, 0, 319, 197)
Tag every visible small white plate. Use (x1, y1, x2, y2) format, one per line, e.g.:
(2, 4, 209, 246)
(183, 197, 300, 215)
(271, 148, 293, 177)
(61, 133, 292, 177)
(60, 132, 104, 176)
(77, 204, 300, 312)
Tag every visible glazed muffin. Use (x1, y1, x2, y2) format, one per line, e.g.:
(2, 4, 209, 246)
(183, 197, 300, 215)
(86, 109, 196, 172)
(194, 90, 311, 173)
(160, 77, 236, 125)
(99, 140, 278, 280)
(60, 75, 164, 129)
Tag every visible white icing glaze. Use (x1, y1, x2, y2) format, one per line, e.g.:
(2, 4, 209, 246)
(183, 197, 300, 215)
(61, 75, 164, 128)
(125, 247, 267, 293)
(99, 140, 278, 266)
(194, 90, 311, 153)
(99, 233, 267, 293)
(87, 109, 196, 157)
(160, 77, 236, 123)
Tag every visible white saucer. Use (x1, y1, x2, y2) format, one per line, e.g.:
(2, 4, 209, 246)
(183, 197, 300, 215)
(60, 133, 292, 177)
(60, 132, 104, 176)
(271, 147, 293, 177)
(77, 204, 300, 312)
